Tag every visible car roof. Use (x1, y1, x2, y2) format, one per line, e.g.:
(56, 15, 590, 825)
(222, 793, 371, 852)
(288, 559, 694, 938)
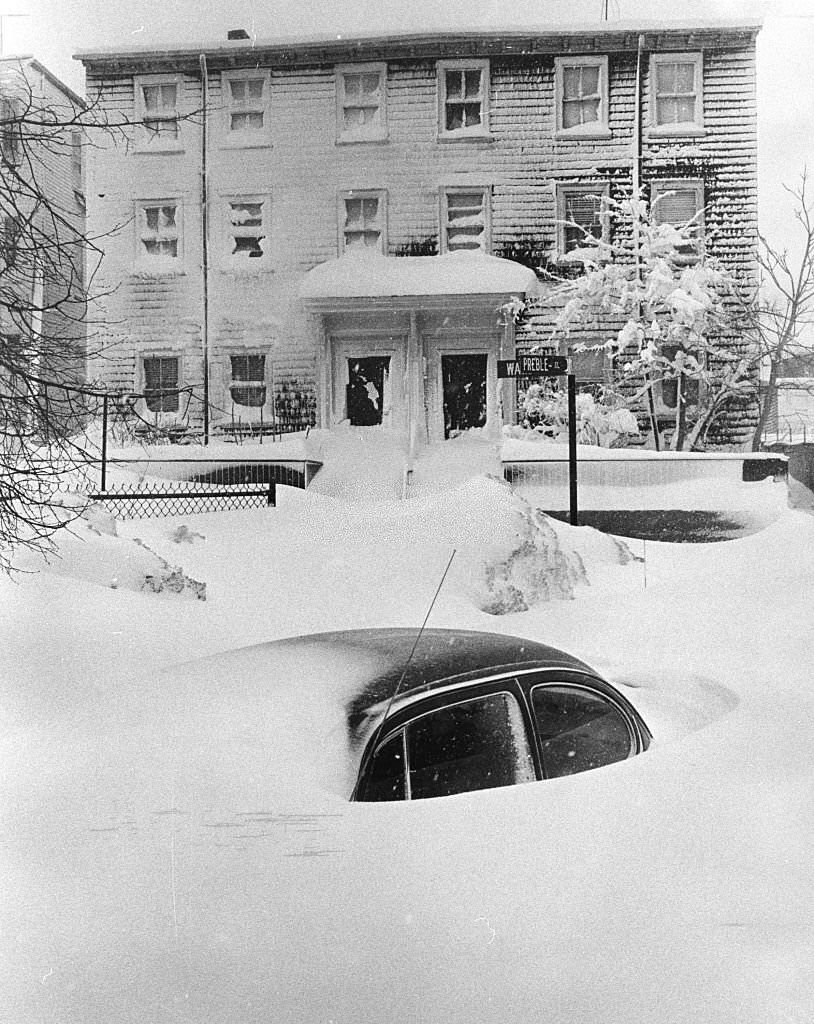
(271, 628, 597, 745)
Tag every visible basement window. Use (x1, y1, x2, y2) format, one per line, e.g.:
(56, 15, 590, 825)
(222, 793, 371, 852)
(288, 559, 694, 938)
(229, 354, 267, 407)
(143, 356, 180, 413)
(227, 199, 267, 259)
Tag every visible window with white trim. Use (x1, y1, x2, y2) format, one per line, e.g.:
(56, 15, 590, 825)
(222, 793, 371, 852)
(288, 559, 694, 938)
(226, 198, 267, 259)
(651, 179, 704, 264)
(340, 191, 386, 253)
(137, 201, 181, 262)
(135, 76, 183, 149)
(555, 57, 609, 136)
(556, 184, 609, 255)
(222, 72, 271, 144)
(438, 60, 489, 137)
(229, 353, 267, 408)
(442, 188, 490, 252)
(336, 64, 387, 142)
(143, 356, 180, 413)
(650, 52, 703, 133)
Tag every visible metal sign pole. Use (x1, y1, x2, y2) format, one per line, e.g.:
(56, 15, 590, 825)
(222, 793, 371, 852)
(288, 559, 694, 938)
(567, 373, 578, 526)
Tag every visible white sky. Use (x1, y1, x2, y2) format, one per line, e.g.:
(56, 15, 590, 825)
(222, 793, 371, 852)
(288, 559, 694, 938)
(2, 0, 813, 252)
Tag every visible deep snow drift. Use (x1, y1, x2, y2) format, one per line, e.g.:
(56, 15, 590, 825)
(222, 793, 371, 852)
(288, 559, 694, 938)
(1, 434, 811, 1024)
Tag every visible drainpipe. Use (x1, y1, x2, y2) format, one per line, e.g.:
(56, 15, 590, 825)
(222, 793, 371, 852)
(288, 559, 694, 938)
(199, 53, 210, 445)
(633, 33, 661, 450)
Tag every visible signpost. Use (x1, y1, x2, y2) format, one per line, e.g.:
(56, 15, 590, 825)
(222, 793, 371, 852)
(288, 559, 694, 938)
(498, 354, 579, 526)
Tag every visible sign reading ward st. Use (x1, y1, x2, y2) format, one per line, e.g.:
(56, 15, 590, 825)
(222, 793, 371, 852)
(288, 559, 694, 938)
(497, 354, 569, 378)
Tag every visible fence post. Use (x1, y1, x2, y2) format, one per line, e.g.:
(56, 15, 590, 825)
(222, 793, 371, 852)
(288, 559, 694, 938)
(101, 393, 109, 493)
(267, 480, 276, 507)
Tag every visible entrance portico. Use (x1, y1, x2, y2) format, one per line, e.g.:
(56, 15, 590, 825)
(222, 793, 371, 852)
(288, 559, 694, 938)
(300, 252, 541, 454)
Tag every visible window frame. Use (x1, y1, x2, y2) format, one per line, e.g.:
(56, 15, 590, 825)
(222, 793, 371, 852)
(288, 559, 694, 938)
(437, 58, 491, 140)
(220, 70, 272, 148)
(529, 681, 636, 779)
(440, 186, 491, 254)
(337, 189, 388, 255)
(363, 686, 537, 801)
(554, 56, 611, 139)
(134, 198, 183, 269)
(140, 354, 182, 414)
(649, 52, 704, 136)
(555, 182, 610, 258)
(222, 193, 271, 265)
(134, 74, 184, 153)
(650, 178, 705, 264)
(335, 63, 388, 144)
(227, 351, 269, 409)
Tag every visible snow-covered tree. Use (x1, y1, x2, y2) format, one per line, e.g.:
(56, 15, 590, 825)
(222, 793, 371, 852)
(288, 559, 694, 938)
(547, 191, 754, 451)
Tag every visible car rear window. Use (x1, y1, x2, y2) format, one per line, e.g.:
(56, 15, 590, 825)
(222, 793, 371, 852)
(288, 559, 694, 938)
(531, 684, 633, 778)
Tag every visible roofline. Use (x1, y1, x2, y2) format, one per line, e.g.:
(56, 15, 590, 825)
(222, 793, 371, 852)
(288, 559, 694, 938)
(0, 55, 86, 107)
(74, 20, 763, 68)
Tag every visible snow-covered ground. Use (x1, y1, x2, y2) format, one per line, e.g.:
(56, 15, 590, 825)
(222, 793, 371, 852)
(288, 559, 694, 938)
(1, 435, 812, 1024)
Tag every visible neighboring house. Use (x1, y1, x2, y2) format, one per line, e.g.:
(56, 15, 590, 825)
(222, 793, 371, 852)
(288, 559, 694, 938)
(764, 352, 814, 443)
(76, 15, 760, 449)
(0, 56, 87, 393)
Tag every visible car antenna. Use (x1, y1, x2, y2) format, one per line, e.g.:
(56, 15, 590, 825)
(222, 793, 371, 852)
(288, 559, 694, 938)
(369, 548, 457, 750)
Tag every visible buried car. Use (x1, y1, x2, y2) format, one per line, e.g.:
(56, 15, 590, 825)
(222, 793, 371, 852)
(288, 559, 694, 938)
(301, 627, 652, 801)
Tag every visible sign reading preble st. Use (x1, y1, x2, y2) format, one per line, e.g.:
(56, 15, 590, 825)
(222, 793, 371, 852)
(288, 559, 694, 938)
(497, 354, 569, 378)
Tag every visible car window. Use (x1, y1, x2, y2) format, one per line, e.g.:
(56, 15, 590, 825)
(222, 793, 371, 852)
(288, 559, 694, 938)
(363, 732, 407, 801)
(406, 691, 535, 800)
(531, 685, 633, 778)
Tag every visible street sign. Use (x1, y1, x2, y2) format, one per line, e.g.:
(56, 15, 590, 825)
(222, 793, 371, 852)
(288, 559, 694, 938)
(497, 355, 569, 378)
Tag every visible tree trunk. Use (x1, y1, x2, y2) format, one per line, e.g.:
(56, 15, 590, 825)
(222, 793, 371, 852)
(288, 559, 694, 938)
(751, 360, 779, 451)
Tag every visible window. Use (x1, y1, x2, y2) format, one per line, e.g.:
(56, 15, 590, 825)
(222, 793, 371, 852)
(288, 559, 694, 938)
(650, 52, 703, 133)
(0, 97, 21, 166)
(222, 72, 270, 145)
(531, 685, 633, 778)
(651, 179, 704, 263)
(229, 354, 267, 407)
(137, 202, 181, 260)
(555, 56, 610, 137)
(226, 198, 267, 259)
(362, 692, 535, 801)
(556, 184, 609, 256)
(442, 188, 490, 252)
(657, 343, 701, 411)
(336, 64, 387, 142)
(143, 356, 179, 413)
(1, 215, 21, 270)
(339, 191, 386, 253)
(135, 76, 182, 149)
(438, 59, 489, 138)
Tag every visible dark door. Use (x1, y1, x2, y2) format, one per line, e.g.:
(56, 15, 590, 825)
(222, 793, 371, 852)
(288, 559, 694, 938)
(346, 356, 390, 426)
(442, 353, 487, 438)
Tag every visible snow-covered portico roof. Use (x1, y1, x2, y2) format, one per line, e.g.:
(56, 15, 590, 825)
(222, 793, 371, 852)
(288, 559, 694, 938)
(300, 252, 541, 307)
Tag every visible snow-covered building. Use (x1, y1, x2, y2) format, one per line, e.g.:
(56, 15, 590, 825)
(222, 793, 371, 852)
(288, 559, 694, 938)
(76, 11, 761, 448)
(0, 56, 87, 387)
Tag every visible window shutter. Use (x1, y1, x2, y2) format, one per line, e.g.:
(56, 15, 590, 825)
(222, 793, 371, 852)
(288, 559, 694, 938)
(653, 188, 700, 227)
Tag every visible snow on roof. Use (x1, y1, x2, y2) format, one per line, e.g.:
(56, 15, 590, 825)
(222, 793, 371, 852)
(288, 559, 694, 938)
(299, 251, 542, 301)
(73, 0, 764, 62)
